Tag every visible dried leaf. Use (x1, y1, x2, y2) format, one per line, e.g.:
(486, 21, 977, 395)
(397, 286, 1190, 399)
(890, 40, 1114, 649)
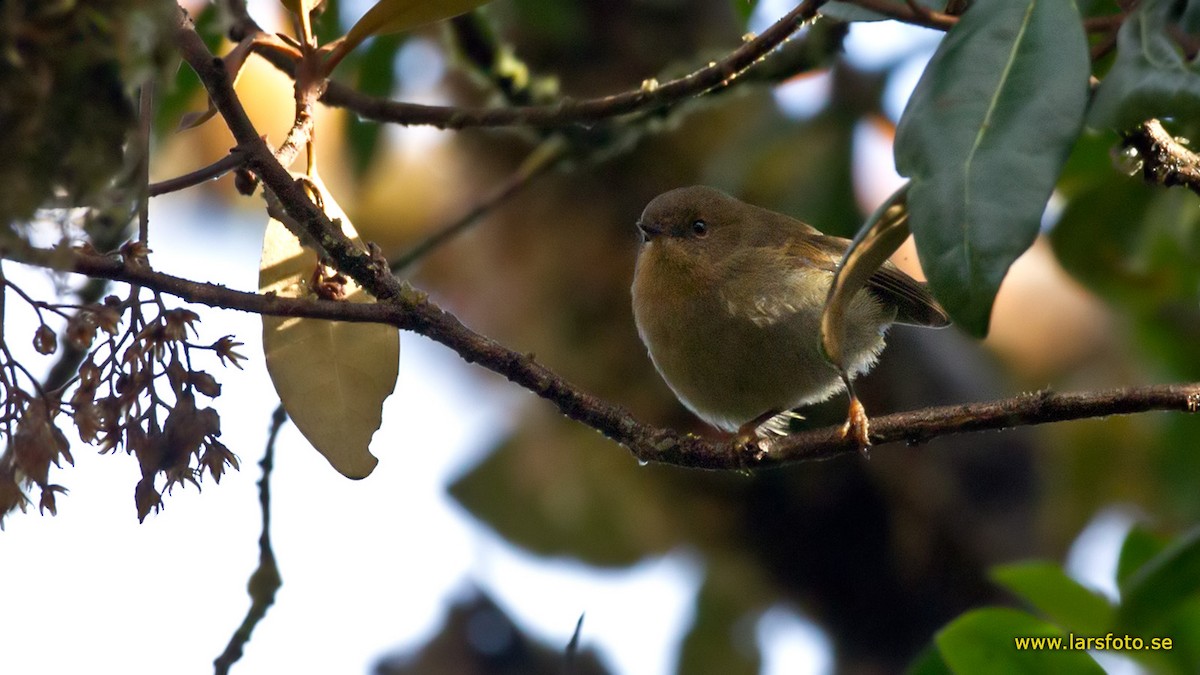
(258, 172, 399, 479)
(33, 325, 57, 355)
(279, 0, 325, 16)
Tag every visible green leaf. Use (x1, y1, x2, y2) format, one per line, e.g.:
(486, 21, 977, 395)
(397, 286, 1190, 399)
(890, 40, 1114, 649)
(334, 0, 491, 63)
(314, 0, 345, 46)
(820, 0, 944, 23)
(677, 576, 761, 675)
(154, 3, 220, 137)
(894, 0, 1090, 336)
(1088, 0, 1200, 130)
(1052, 178, 1200, 309)
(733, 0, 761, 24)
(991, 562, 1114, 634)
(449, 419, 683, 566)
(279, 0, 324, 19)
(935, 608, 1104, 675)
(1049, 174, 1156, 306)
(1118, 527, 1200, 632)
(907, 645, 954, 675)
(1160, 597, 1200, 672)
(1117, 527, 1168, 593)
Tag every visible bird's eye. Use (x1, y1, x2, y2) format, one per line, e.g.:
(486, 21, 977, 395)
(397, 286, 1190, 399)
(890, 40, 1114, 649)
(691, 220, 708, 237)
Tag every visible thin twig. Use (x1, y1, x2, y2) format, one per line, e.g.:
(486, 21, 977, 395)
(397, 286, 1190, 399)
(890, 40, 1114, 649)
(219, 0, 257, 41)
(391, 137, 569, 273)
(213, 405, 285, 675)
(148, 151, 245, 196)
(155, 9, 1200, 469)
(138, 84, 154, 243)
(252, 0, 832, 129)
(835, 0, 1126, 35)
(141, 5, 1200, 473)
(564, 612, 585, 675)
(5, 243, 1200, 470)
(177, 13, 396, 297)
(844, 0, 958, 30)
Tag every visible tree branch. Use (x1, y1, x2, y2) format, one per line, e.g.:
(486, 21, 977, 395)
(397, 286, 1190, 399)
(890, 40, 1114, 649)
(176, 10, 399, 300)
(5, 243, 1199, 470)
(1124, 119, 1200, 197)
(842, 0, 958, 30)
(213, 405, 284, 675)
(832, 0, 1125, 35)
(247, 0, 832, 129)
(151, 6, 1200, 474)
(390, 137, 569, 273)
(149, 151, 246, 197)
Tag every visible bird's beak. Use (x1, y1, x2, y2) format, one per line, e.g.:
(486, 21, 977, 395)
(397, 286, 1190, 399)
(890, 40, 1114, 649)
(637, 221, 663, 242)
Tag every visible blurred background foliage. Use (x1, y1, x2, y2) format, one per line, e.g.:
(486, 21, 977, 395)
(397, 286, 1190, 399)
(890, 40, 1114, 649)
(138, 0, 1200, 672)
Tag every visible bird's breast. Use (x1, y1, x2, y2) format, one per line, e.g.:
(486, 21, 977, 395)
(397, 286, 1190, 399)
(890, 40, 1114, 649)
(633, 248, 881, 430)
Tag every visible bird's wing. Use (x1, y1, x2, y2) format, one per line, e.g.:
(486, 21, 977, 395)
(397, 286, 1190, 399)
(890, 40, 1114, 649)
(866, 261, 950, 328)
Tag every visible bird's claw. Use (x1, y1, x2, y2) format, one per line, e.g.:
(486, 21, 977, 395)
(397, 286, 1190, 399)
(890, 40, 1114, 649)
(840, 396, 872, 457)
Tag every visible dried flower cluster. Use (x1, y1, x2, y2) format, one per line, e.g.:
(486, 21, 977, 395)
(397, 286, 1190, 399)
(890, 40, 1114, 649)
(0, 277, 248, 526)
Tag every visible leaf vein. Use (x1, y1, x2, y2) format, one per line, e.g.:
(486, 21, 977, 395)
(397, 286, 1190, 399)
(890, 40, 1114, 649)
(961, 0, 1037, 281)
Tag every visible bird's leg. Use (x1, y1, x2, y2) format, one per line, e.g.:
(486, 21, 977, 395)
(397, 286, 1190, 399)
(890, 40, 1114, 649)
(839, 372, 871, 456)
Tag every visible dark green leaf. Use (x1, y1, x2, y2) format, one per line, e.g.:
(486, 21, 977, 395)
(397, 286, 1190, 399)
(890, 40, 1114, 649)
(991, 562, 1114, 634)
(1152, 415, 1200, 516)
(1159, 597, 1200, 672)
(1118, 527, 1200, 632)
(895, 0, 1090, 336)
(1050, 174, 1156, 306)
(677, 577, 761, 675)
(314, 0, 345, 46)
(1117, 526, 1170, 591)
(732, 0, 761, 24)
(1055, 130, 1125, 199)
(448, 421, 681, 567)
(154, 3, 220, 138)
(907, 644, 953, 675)
(1052, 178, 1200, 309)
(820, 0, 944, 23)
(936, 608, 1104, 675)
(1088, 0, 1200, 130)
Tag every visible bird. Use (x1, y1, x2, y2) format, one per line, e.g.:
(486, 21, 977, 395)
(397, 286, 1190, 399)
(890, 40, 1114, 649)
(631, 185, 949, 451)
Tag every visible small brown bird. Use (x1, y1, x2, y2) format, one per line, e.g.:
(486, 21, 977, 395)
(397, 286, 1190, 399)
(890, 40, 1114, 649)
(631, 186, 948, 447)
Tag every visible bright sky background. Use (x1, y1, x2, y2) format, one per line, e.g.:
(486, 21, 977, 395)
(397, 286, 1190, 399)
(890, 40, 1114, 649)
(0, 2, 1132, 674)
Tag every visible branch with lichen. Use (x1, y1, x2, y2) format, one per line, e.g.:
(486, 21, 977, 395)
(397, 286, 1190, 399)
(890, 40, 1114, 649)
(8, 1, 1193, 527)
(1123, 119, 1200, 197)
(4, 242, 1199, 472)
(141, 5, 1200, 474)
(226, 0, 833, 129)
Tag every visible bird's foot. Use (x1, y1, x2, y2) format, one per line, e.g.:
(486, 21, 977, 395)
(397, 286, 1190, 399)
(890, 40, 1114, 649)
(840, 396, 872, 457)
(732, 410, 784, 464)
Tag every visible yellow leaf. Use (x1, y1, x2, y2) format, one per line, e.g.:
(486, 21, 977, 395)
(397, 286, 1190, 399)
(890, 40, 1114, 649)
(330, 0, 491, 69)
(259, 173, 399, 479)
(278, 0, 325, 17)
